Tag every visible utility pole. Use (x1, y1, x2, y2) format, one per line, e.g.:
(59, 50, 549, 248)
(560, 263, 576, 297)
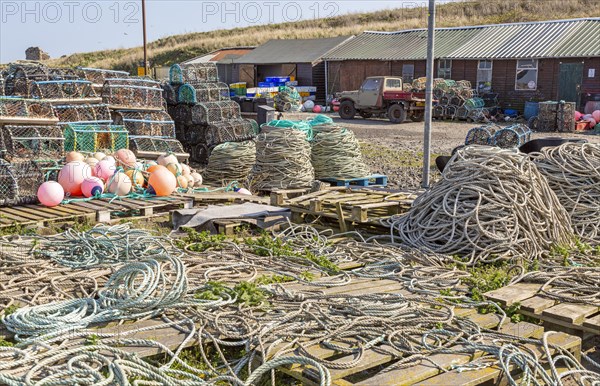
(142, 0, 148, 76)
(422, 0, 435, 188)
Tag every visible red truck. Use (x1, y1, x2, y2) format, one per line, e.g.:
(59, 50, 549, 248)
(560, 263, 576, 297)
(336, 76, 427, 123)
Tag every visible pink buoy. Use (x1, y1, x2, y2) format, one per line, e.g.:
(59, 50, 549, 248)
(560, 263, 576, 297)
(589, 118, 597, 128)
(81, 177, 105, 198)
(574, 111, 583, 120)
(38, 181, 64, 207)
(313, 105, 322, 113)
(236, 188, 252, 196)
(95, 159, 117, 182)
(115, 148, 137, 168)
(592, 110, 600, 122)
(58, 162, 91, 197)
(107, 172, 133, 196)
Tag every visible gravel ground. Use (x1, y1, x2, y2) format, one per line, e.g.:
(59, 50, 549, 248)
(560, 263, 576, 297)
(324, 115, 600, 189)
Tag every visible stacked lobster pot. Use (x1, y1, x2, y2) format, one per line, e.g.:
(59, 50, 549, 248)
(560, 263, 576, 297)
(164, 62, 257, 164)
(408, 78, 491, 122)
(101, 77, 186, 162)
(465, 123, 531, 149)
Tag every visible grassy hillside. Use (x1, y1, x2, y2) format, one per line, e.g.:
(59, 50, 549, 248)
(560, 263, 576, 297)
(48, 0, 599, 73)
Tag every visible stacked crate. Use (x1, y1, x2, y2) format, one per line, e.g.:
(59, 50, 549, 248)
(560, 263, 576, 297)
(164, 62, 257, 164)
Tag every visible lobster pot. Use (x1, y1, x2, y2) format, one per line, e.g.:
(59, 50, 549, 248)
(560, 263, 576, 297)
(449, 95, 465, 107)
(194, 101, 241, 124)
(464, 98, 485, 109)
(1, 125, 64, 161)
(169, 63, 219, 85)
(129, 136, 188, 162)
(205, 119, 256, 147)
(557, 101, 575, 132)
(64, 124, 128, 153)
(54, 104, 111, 125)
(178, 82, 230, 104)
(0, 73, 4, 96)
(0, 160, 44, 206)
(456, 80, 471, 89)
(162, 83, 179, 106)
(30, 80, 97, 100)
(0, 97, 56, 120)
(3, 63, 50, 96)
(492, 124, 532, 149)
(402, 83, 412, 92)
(412, 77, 427, 91)
(113, 110, 175, 137)
(455, 106, 469, 120)
(78, 68, 129, 88)
(538, 101, 558, 132)
(465, 124, 499, 146)
(433, 105, 446, 119)
(101, 78, 165, 109)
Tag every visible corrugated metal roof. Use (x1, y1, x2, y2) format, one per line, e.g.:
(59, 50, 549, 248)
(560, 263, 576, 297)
(233, 36, 353, 65)
(323, 18, 600, 61)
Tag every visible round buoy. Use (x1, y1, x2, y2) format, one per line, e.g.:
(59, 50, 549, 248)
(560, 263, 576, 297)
(81, 177, 105, 198)
(93, 152, 107, 161)
(85, 157, 100, 172)
(95, 160, 117, 182)
(125, 169, 144, 189)
(147, 164, 166, 174)
(190, 172, 203, 186)
(592, 110, 600, 122)
(185, 175, 195, 188)
(157, 153, 178, 167)
(148, 168, 177, 196)
(115, 149, 137, 168)
(236, 188, 252, 196)
(176, 175, 188, 189)
(589, 118, 597, 128)
(103, 156, 117, 166)
(107, 172, 132, 196)
(574, 111, 583, 120)
(38, 181, 64, 207)
(58, 162, 91, 197)
(66, 151, 85, 163)
(313, 105, 322, 113)
(181, 163, 191, 176)
(166, 163, 182, 176)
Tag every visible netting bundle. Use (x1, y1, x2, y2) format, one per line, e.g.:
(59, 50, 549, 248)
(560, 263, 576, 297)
(54, 104, 111, 125)
(30, 80, 97, 100)
(205, 119, 256, 147)
(1, 125, 64, 161)
(78, 68, 129, 86)
(169, 63, 219, 85)
(532, 143, 600, 244)
(64, 124, 128, 153)
(204, 141, 256, 185)
(0, 160, 44, 206)
(465, 124, 500, 146)
(250, 126, 314, 190)
(113, 110, 175, 137)
(390, 146, 573, 265)
(311, 125, 370, 179)
(101, 78, 164, 109)
(0, 97, 56, 120)
(492, 124, 531, 148)
(129, 136, 187, 161)
(177, 82, 230, 104)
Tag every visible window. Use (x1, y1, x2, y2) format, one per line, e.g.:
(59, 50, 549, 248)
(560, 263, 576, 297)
(438, 59, 452, 79)
(515, 59, 538, 90)
(386, 78, 402, 89)
(477, 60, 493, 93)
(361, 78, 381, 91)
(402, 64, 414, 83)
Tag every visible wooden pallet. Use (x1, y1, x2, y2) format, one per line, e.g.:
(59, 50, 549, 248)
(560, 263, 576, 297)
(0, 197, 193, 228)
(320, 174, 388, 187)
(275, 187, 416, 231)
(484, 282, 600, 337)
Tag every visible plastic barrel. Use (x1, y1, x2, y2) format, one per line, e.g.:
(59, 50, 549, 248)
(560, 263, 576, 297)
(524, 101, 539, 120)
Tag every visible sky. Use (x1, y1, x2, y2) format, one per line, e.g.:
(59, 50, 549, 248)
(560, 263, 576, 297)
(0, 0, 443, 63)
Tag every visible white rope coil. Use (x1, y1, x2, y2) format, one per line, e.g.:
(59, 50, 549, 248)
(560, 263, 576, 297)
(204, 140, 256, 186)
(311, 125, 370, 179)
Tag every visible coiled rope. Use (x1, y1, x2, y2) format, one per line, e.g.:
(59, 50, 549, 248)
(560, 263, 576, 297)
(311, 125, 370, 179)
(203, 140, 256, 186)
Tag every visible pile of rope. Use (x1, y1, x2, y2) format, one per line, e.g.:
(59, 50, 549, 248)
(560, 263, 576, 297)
(532, 142, 600, 244)
(311, 125, 370, 179)
(250, 126, 314, 190)
(203, 140, 256, 186)
(389, 146, 573, 265)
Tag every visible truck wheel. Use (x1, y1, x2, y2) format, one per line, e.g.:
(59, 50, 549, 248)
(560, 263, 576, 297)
(339, 101, 356, 119)
(410, 112, 424, 122)
(359, 112, 373, 119)
(388, 104, 407, 124)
